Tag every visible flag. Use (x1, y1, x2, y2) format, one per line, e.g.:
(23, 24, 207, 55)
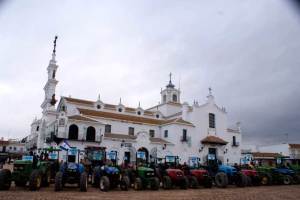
(59, 139, 71, 151)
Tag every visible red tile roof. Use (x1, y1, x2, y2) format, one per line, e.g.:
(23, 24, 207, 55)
(78, 108, 193, 126)
(201, 136, 228, 145)
(64, 97, 94, 106)
(289, 144, 300, 149)
(252, 152, 282, 158)
(79, 108, 163, 125)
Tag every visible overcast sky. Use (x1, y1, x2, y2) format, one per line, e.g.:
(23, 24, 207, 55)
(0, 0, 300, 145)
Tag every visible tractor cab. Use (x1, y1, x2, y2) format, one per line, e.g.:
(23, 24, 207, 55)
(153, 155, 188, 190)
(41, 147, 61, 181)
(186, 157, 212, 188)
(54, 147, 87, 192)
(0, 155, 51, 191)
(205, 158, 247, 188)
(130, 151, 159, 190)
(85, 148, 129, 192)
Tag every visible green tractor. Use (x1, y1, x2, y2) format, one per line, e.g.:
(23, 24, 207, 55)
(256, 165, 297, 185)
(123, 151, 160, 190)
(0, 155, 51, 191)
(42, 147, 61, 182)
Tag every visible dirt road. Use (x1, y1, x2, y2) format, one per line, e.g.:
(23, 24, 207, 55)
(1, 185, 300, 200)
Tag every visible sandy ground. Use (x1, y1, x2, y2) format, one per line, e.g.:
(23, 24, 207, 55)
(1, 184, 300, 200)
(1, 164, 300, 200)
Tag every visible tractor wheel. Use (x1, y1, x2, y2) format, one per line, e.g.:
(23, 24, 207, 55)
(99, 176, 110, 192)
(54, 172, 63, 191)
(162, 176, 172, 189)
(150, 177, 160, 190)
(260, 173, 272, 186)
(282, 175, 293, 185)
(203, 176, 213, 188)
(42, 170, 51, 187)
(180, 176, 189, 190)
(0, 169, 11, 190)
(120, 176, 130, 191)
(134, 177, 143, 191)
(246, 176, 252, 186)
(29, 169, 42, 191)
(80, 172, 88, 192)
(236, 173, 247, 187)
(215, 172, 228, 188)
(189, 176, 199, 189)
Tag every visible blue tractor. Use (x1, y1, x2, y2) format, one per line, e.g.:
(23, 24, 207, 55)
(207, 159, 247, 188)
(54, 148, 88, 192)
(86, 148, 130, 192)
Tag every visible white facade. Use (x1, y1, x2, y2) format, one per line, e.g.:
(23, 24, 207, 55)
(27, 38, 243, 165)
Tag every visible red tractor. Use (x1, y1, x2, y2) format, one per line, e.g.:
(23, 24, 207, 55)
(239, 165, 260, 186)
(183, 157, 212, 188)
(153, 156, 189, 190)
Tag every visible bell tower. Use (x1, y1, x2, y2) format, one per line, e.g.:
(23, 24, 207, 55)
(160, 73, 181, 104)
(37, 36, 59, 150)
(41, 36, 58, 112)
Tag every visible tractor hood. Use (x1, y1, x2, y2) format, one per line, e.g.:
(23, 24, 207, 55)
(14, 160, 32, 165)
(103, 166, 119, 174)
(138, 166, 154, 172)
(274, 168, 295, 175)
(219, 165, 237, 176)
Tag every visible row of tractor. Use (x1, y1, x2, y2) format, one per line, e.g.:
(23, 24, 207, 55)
(0, 147, 299, 192)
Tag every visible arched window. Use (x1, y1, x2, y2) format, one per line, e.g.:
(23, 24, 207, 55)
(36, 126, 39, 131)
(163, 95, 167, 103)
(68, 124, 79, 140)
(172, 94, 177, 102)
(86, 126, 96, 141)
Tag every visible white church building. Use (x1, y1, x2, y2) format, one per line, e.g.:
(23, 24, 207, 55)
(27, 37, 242, 165)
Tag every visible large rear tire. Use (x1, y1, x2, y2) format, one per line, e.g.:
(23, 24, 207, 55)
(29, 169, 42, 191)
(54, 172, 63, 191)
(236, 173, 247, 187)
(0, 169, 11, 190)
(215, 172, 228, 188)
(162, 176, 172, 189)
(134, 177, 143, 191)
(189, 176, 199, 189)
(120, 176, 130, 191)
(80, 172, 88, 192)
(99, 176, 110, 192)
(42, 170, 51, 187)
(150, 177, 160, 190)
(260, 173, 272, 186)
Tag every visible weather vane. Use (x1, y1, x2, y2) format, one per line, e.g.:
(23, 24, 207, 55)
(53, 35, 58, 54)
(169, 72, 172, 83)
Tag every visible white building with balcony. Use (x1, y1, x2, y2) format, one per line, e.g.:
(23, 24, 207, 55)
(27, 37, 242, 165)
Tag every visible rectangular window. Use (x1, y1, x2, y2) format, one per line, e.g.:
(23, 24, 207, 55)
(149, 130, 155, 138)
(209, 113, 215, 128)
(233, 136, 236, 146)
(105, 124, 111, 133)
(128, 127, 135, 136)
(182, 129, 187, 141)
(164, 130, 168, 138)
